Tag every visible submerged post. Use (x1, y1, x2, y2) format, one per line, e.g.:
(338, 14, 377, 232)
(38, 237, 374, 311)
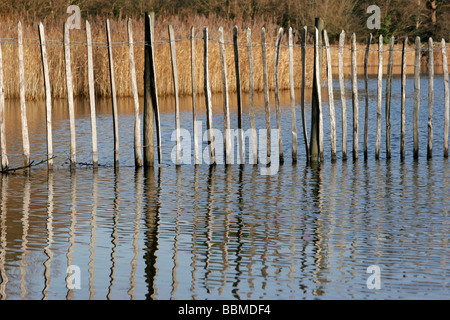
(247, 27, 258, 164)
(169, 24, 181, 166)
(338, 30, 347, 160)
(310, 18, 324, 162)
(261, 27, 271, 164)
(274, 27, 284, 164)
(427, 37, 434, 159)
(38, 22, 53, 170)
(386, 36, 394, 159)
(351, 33, 359, 161)
(204, 27, 215, 164)
(288, 27, 298, 163)
(0, 40, 7, 170)
(401, 37, 408, 160)
(413, 36, 421, 160)
(364, 34, 372, 160)
(376, 35, 383, 160)
(301, 26, 309, 160)
(18, 21, 30, 168)
(86, 20, 98, 167)
(443, 39, 449, 158)
(191, 27, 199, 165)
(324, 29, 336, 161)
(233, 26, 245, 165)
(218, 27, 231, 165)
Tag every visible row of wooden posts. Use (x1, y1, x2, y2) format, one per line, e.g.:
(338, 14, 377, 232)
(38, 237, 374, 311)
(0, 15, 449, 171)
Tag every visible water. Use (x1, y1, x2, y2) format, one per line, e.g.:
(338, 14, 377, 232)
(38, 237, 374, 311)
(0, 75, 449, 300)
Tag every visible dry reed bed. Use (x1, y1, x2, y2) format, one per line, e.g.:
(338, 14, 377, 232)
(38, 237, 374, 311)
(0, 14, 448, 100)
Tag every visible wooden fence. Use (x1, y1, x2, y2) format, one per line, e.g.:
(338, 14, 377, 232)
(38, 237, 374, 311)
(0, 13, 449, 171)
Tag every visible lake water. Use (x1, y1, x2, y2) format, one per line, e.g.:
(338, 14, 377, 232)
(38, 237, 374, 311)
(0, 75, 449, 300)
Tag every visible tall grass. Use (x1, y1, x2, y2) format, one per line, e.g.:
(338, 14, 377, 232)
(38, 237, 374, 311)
(0, 13, 316, 100)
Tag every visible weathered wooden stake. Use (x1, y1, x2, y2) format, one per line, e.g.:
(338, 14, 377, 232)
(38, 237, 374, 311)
(401, 37, 408, 160)
(376, 35, 383, 160)
(233, 26, 245, 165)
(106, 19, 119, 167)
(127, 19, 141, 167)
(386, 36, 394, 159)
(86, 20, 98, 167)
(443, 39, 449, 158)
(191, 27, 199, 165)
(324, 29, 336, 161)
(63, 21, 75, 168)
(0, 40, 7, 170)
(204, 27, 215, 164)
(18, 21, 30, 167)
(351, 33, 359, 161)
(364, 34, 372, 160)
(218, 27, 231, 165)
(301, 26, 309, 161)
(413, 36, 421, 160)
(168, 24, 181, 166)
(38, 22, 53, 170)
(274, 27, 284, 164)
(288, 27, 298, 163)
(261, 27, 271, 164)
(247, 27, 258, 164)
(427, 37, 434, 159)
(338, 30, 347, 160)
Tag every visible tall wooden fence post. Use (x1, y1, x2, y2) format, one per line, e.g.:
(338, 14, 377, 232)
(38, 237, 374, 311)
(301, 26, 309, 161)
(386, 36, 394, 159)
(0, 40, 7, 170)
(288, 27, 298, 163)
(191, 26, 199, 165)
(324, 29, 336, 161)
(233, 26, 245, 165)
(247, 27, 258, 164)
(261, 27, 271, 164)
(338, 30, 347, 160)
(86, 20, 98, 167)
(443, 39, 449, 158)
(169, 24, 181, 166)
(204, 27, 215, 164)
(38, 22, 53, 170)
(401, 37, 408, 160)
(274, 27, 284, 164)
(376, 35, 383, 160)
(106, 19, 119, 167)
(427, 37, 434, 159)
(218, 26, 231, 165)
(18, 21, 30, 168)
(364, 34, 372, 160)
(310, 18, 324, 162)
(127, 18, 142, 167)
(413, 36, 421, 159)
(351, 33, 359, 161)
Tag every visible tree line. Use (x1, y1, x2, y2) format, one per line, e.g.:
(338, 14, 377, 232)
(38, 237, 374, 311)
(1, 0, 448, 42)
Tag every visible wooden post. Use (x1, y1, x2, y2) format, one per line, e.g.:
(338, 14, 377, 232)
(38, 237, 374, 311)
(127, 18, 142, 167)
(310, 18, 324, 162)
(413, 36, 421, 160)
(106, 19, 119, 167)
(443, 39, 449, 158)
(18, 21, 30, 167)
(169, 24, 181, 166)
(324, 29, 336, 161)
(204, 27, 215, 164)
(0, 40, 7, 170)
(386, 36, 394, 159)
(86, 21, 98, 167)
(261, 27, 271, 164)
(191, 27, 199, 165)
(427, 37, 434, 159)
(247, 27, 258, 164)
(338, 30, 347, 160)
(351, 33, 359, 161)
(401, 37, 408, 160)
(274, 27, 284, 164)
(38, 22, 53, 170)
(288, 27, 298, 163)
(301, 26, 309, 160)
(376, 35, 383, 160)
(233, 26, 245, 165)
(364, 34, 372, 160)
(218, 27, 231, 165)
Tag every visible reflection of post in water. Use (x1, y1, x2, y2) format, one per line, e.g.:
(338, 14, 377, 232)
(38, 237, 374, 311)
(220, 166, 232, 295)
(204, 165, 215, 293)
(66, 171, 77, 300)
(20, 174, 31, 300)
(89, 169, 98, 299)
(143, 166, 160, 300)
(246, 166, 258, 298)
(43, 172, 54, 300)
(190, 166, 200, 298)
(0, 174, 9, 300)
(107, 168, 120, 299)
(170, 166, 182, 299)
(128, 167, 142, 299)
